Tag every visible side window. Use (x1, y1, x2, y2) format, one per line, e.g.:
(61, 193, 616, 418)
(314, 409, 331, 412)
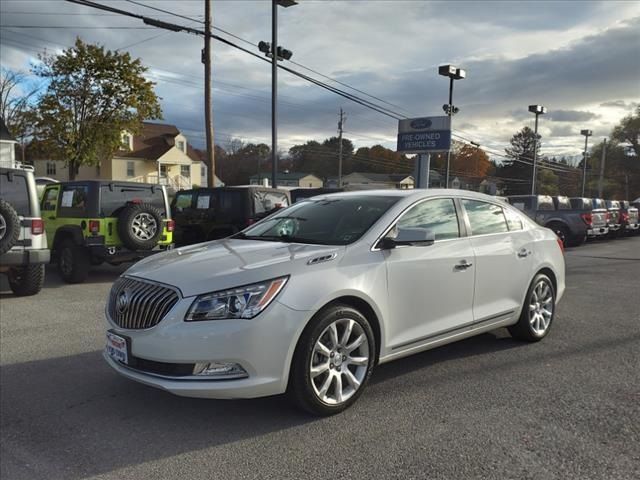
(397, 198, 460, 240)
(42, 187, 60, 212)
(196, 192, 211, 209)
(504, 208, 524, 231)
(538, 196, 554, 210)
(126, 161, 135, 178)
(58, 185, 89, 217)
(174, 192, 193, 210)
(462, 200, 509, 235)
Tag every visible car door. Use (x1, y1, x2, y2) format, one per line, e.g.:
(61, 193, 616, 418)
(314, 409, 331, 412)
(41, 185, 62, 247)
(384, 197, 476, 350)
(461, 199, 534, 323)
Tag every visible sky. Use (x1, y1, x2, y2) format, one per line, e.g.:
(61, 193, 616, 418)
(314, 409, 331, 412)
(1, 0, 639, 164)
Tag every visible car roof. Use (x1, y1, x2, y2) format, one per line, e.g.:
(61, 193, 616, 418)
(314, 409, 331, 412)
(307, 188, 508, 203)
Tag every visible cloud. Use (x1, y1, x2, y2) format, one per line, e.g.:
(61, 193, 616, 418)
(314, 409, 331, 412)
(547, 110, 600, 122)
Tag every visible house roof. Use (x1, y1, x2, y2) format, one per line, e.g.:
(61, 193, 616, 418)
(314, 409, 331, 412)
(250, 172, 319, 181)
(0, 117, 16, 143)
(335, 172, 419, 183)
(119, 122, 183, 160)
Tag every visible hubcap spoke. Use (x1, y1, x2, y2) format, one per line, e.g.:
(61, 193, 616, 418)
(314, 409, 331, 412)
(529, 280, 554, 335)
(310, 318, 370, 405)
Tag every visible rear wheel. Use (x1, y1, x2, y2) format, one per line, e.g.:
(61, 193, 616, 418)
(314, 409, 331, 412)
(509, 273, 555, 342)
(288, 304, 375, 416)
(58, 240, 90, 284)
(8, 265, 45, 296)
(548, 223, 570, 247)
(117, 203, 163, 251)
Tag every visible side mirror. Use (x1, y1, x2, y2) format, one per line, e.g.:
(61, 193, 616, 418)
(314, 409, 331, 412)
(379, 227, 435, 249)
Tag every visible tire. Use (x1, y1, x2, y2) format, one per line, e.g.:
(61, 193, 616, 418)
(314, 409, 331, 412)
(8, 264, 45, 296)
(117, 203, 163, 251)
(508, 273, 556, 342)
(58, 239, 90, 284)
(288, 304, 376, 416)
(548, 223, 569, 247)
(0, 199, 21, 255)
(565, 232, 587, 248)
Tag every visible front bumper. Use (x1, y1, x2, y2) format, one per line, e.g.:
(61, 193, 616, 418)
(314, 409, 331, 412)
(103, 299, 311, 399)
(0, 248, 50, 266)
(587, 226, 608, 237)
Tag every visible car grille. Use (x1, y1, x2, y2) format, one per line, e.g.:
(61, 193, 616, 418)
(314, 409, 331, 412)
(108, 276, 179, 329)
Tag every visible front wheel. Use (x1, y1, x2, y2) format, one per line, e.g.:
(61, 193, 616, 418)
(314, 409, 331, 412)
(509, 273, 556, 342)
(288, 304, 375, 416)
(58, 240, 90, 284)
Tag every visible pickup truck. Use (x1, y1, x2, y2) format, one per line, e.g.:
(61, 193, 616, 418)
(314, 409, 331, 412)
(507, 194, 587, 247)
(569, 197, 609, 239)
(619, 200, 639, 235)
(604, 200, 622, 237)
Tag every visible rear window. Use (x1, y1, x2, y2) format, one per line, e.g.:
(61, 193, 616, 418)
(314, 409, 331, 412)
(174, 191, 194, 210)
(570, 198, 589, 210)
(217, 190, 245, 217)
(253, 191, 289, 215)
(554, 196, 572, 210)
(592, 199, 606, 209)
(100, 185, 166, 217)
(538, 196, 554, 210)
(509, 197, 532, 212)
(0, 172, 31, 216)
(606, 200, 620, 209)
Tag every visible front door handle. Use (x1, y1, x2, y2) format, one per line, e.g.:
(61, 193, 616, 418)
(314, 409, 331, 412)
(517, 248, 530, 258)
(455, 260, 473, 270)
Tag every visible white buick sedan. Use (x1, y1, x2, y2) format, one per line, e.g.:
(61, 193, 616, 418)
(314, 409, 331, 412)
(104, 190, 565, 415)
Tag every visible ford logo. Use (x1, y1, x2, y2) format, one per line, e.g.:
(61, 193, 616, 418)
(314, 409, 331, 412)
(116, 289, 131, 314)
(410, 118, 432, 129)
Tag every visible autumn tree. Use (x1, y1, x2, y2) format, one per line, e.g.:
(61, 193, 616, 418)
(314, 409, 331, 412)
(451, 143, 491, 178)
(31, 38, 161, 179)
(499, 126, 540, 195)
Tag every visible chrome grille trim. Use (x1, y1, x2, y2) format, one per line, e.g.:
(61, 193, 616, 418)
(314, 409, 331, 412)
(108, 276, 180, 330)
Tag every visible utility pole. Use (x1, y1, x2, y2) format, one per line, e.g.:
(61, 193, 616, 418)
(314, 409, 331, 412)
(580, 129, 592, 197)
(338, 108, 345, 187)
(204, 0, 215, 188)
(598, 138, 607, 198)
(624, 173, 629, 200)
(271, 0, 278, 188)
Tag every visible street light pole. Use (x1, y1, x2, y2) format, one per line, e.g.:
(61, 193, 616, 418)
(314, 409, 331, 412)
(528, 105, 546, 195)
(271, 0, 278, 189)
(438, 65, 466, 188)
(580, 129, 592, 197)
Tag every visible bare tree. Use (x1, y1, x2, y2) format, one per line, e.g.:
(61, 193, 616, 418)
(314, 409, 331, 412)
(0, 68, 41, 162)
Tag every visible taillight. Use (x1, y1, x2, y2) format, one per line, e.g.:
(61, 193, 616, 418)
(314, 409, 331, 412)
(31, 218, 44, 235)
(166, 219, 175, 232)
(621, 212, 629, 222)
(557, 237, 565, 253)
(89, 220, 100, 234)
(580, 212, 592, 227)
(605, 212, 611, 222)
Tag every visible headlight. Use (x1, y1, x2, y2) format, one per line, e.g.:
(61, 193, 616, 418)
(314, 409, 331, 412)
(185, 277, 288, 321)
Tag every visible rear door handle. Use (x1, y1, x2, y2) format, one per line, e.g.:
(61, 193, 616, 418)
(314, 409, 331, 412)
(517, 248, 530, 258)
(455, 261, 473, 270)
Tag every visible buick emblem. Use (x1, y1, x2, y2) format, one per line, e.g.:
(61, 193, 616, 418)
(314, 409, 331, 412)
(410, 118, 432, 129)
(116, 289, 130, 314)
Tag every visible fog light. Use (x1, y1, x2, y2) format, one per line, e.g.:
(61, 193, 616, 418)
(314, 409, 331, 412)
(192, 362, 248, 379)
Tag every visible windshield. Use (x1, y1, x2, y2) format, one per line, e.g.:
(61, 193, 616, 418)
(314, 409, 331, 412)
(238, 195, 400, 245)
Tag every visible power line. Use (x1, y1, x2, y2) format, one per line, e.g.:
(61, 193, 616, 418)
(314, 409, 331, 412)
(0, 25, 157, 29)
(124, 0, 204, 24)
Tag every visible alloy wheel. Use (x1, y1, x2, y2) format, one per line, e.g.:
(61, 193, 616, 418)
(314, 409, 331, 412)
(132, 213, 158, 240)
(310, 318, 369, 405)
(529, 280, 553, 336)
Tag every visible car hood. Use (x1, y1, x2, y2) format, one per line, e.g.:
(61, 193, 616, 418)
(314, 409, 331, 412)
(125, 239, 344, 297)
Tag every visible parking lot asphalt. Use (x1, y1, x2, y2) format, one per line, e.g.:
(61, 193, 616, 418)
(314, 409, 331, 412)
(1, 236, 639, 480)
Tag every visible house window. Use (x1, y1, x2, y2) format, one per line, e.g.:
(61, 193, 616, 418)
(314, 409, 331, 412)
(180, 165, 190, 178)
(46, 161, 56, 176)
(177, 140, 185, 152)
(126, 161, 135, 177)
(121, 134, 132, 150)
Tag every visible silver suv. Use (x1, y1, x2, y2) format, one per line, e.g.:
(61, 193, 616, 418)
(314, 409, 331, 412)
(0, 166, 50, 296)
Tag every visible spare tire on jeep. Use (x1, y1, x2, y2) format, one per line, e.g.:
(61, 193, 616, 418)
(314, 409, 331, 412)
(0, 198, 21, 255)
(117, 202, 163, 251)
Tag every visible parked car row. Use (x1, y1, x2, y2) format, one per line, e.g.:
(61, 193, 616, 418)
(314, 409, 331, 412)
(506, 194, 639, 247)
(1, 166, 175, 293)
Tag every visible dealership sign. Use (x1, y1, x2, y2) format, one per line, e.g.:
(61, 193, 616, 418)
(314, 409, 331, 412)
(397, 116, 451, 153)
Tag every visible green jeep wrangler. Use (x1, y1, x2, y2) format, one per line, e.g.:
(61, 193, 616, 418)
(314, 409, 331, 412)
(41, 181, 174, 283)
